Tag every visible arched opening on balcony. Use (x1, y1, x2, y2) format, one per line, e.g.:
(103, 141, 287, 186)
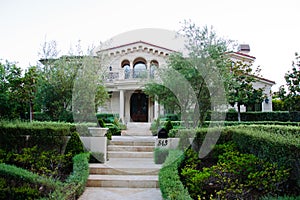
(133, 57, 147, 78)
(150, 60, 159, 78)
(121, 59, 130, 79)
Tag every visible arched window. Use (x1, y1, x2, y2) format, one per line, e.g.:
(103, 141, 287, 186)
(150, 60, 158, 78)
(121, 60, 130, 79)
(133, 58, 147, 78)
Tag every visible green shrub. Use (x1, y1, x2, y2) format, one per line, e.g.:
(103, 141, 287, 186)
(159, 150, 192, 200)
(0, 121, 72, 153)
(180, 142, 291, 199)
(63, 153, 90, 199)
(64, 132, 84, 157)
(154, 148, 169, 164)
(150, 118, 161, 136)
(98, 118, 106, 127)
(33, 112, 51, 121)
(164, 120, 173, 134)
(0, 163, 59, 199)
(5, 146, 72, 180)
(205, 111, 300, 122)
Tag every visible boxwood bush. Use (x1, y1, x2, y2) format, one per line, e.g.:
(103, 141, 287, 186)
(159, 150, 192, 200)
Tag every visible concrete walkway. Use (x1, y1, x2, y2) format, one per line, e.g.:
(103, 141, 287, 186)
(78, 187, 162, 200)
(78, 133, 163, 200)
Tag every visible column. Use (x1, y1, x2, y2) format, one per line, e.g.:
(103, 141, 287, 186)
(119, 90, 125, 123)
(154, 100, 159, 119)
(130, 60, 134, 79)
(147, 61, 151, 79)
(148, 98, 152, 122)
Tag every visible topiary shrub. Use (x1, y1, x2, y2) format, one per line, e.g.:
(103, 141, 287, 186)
(165, 120, 173, 135)
(65, 132, 84, 158)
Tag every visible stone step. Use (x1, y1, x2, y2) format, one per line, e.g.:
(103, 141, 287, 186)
(109, 140, 155, 146)
(108, 145, 154, 152)
(125, 123, 152, 136)
(87, 175, 159, 188)
(89, 164, 159, 175)
(108, 151, 153, 158)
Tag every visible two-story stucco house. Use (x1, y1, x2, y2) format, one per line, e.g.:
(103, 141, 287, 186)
(95, 29, 275, 124)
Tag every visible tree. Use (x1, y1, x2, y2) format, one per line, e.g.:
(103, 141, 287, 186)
(227, 61, 264, 121)
(145, 21, 230, 126)
(21, 66, 39, 122)
(278, 52, 300, 111)
(0, 60, 25, 119)
(37, 40, 109, 122)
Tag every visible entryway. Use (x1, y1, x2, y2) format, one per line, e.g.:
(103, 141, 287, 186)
(130, 93, 148, 122)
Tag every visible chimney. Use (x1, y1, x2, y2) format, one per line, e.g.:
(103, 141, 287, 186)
(237, 44, 250, 54)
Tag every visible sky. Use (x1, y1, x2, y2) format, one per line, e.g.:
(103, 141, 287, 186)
(0, 0, 299, 90)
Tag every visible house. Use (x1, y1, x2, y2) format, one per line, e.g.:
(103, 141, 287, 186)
(94, 29, 274, 123)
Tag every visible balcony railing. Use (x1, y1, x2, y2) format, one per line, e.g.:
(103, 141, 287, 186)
(105, 69, 155, 82)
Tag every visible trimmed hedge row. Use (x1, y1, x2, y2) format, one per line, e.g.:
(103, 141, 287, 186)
(190, 126, 300, 188)
(159, 150, 192, 200)
(206, 111, 300, 122)
(53, 153, 90, 200)
(0, 152, 90, 200)
(161, 111, 300, 122)
(0, 163, 60, 199)
(163, 126, 299, 199)
(230, 127, 300, 188)
(0, 121, 75, 153)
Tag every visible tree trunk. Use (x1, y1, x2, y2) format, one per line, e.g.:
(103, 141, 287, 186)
(237, 103, 241, 122)
(29, 102, 34, 122)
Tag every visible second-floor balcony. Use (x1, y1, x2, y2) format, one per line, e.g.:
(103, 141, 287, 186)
(104, 68, 155, 82)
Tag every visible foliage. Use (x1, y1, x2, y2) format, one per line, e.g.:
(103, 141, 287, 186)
(145, 21, 231, 126)
(0, 152, 90, 200)
(0, 146, 73, 181)
(0, 121, 72, 153)
(98, 118, 106, 127)
(227, 61, 264, 121)
(159, 150, 192, 200)
(180, 142, 291, 199)
(150, 118, 161, 136)
(0, 163, 59, 200)
(164, 120, 173, 134)
(0, 60, 30, 120)
(272, 99, 288, 111)
(62, 153, 90, 199)
(154, 148, 169, 164)
(64, 132, 84, 159)
(278, 52, 300, 111)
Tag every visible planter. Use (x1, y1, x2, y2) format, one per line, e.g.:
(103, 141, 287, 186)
(88, 127, 109, 137)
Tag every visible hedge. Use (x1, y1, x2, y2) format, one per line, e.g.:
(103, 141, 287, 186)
(159, 126, 300, 199)
(0, 163, 60, 199)
(57, 152, 90, 200)
(230, 127, 300, 188)
(206, 111, 300, 122)
(179, 126, 300, 189)
(160, 111, 300, 122)
(159, 150, 192, 200)
(0, 121, 74, 153)
(0, 152, 90, 200)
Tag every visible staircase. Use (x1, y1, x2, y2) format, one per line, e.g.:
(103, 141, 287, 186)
(124, 122, 152, 136)
(86, 136, 161, 188)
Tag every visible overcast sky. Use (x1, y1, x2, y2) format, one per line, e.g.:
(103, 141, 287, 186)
(0, 0, 299, 90)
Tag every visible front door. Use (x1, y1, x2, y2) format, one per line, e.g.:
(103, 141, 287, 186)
(130, 93, 148, 122)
